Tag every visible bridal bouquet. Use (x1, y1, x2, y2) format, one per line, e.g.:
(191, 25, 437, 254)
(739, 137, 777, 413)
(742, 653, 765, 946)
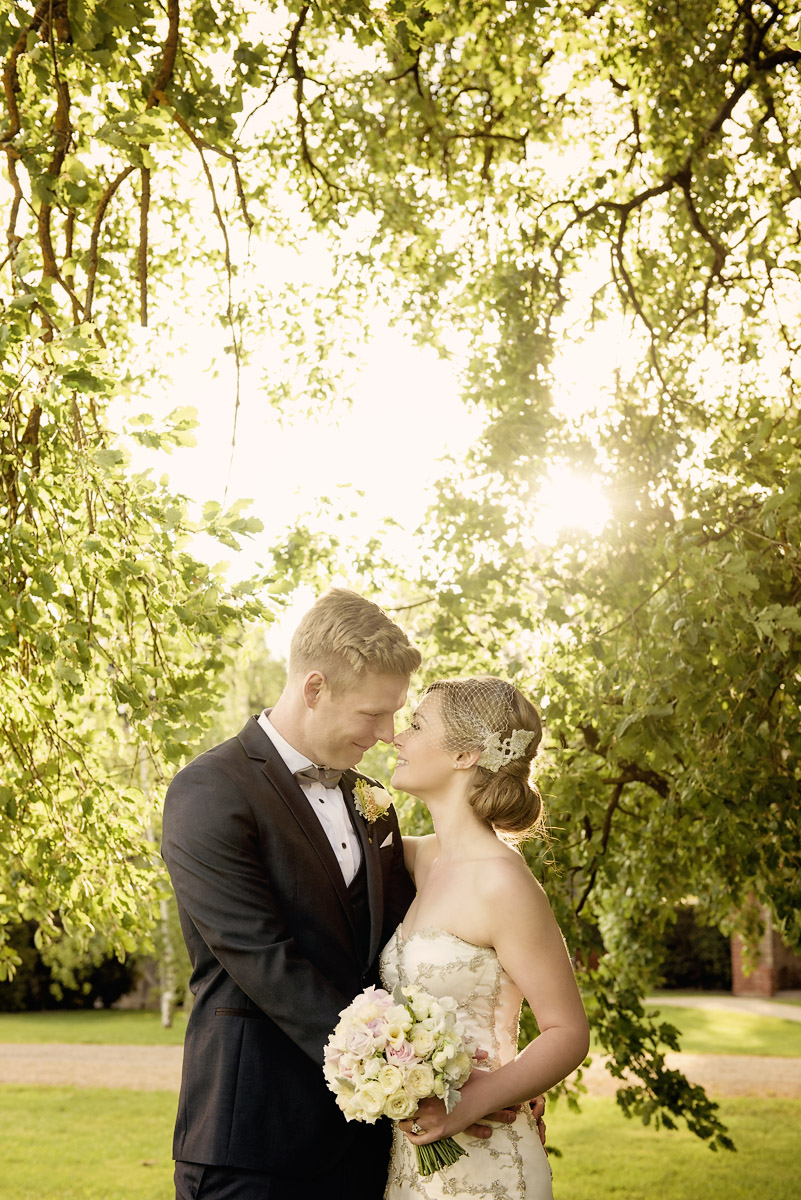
(324, 983, 476, 1176)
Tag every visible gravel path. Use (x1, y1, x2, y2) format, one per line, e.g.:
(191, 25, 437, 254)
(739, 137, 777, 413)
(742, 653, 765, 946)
(573, 1052, 801, 1098)
(0, 1043, 183, 1091)
(1, 1043, 799, 1097)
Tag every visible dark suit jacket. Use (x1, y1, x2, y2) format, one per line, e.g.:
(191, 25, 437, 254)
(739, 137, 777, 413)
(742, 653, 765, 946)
(161, 715, 415, 1177)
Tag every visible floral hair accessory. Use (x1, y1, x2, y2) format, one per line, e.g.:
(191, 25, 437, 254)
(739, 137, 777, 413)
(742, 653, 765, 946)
(478, 728, 537, 773)
(353, 778, 391, 823)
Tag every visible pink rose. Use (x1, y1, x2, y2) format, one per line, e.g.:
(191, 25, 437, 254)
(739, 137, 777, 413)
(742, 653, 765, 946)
(346, 1026, 377, 1057)
(387, 1039, 416, 1065)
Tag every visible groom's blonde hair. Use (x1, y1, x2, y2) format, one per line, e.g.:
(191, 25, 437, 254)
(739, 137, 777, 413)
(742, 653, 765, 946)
(289, 588, 421, 693)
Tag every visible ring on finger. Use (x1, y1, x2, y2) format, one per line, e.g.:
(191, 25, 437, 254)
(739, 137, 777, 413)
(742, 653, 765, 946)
(411, 1121, 422, 1135)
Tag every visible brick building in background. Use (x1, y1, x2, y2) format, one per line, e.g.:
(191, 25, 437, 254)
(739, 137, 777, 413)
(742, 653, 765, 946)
(731, 903, 801, 996)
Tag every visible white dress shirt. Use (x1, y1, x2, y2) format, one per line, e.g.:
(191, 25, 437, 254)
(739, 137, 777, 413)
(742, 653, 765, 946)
(257, 710, 362, 885)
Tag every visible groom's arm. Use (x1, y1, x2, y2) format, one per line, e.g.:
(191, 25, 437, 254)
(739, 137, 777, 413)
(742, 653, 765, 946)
(162, 761, 349, 1067)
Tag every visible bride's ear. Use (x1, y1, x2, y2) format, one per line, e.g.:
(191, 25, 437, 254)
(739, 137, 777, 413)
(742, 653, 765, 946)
(453, 748, 482, 771)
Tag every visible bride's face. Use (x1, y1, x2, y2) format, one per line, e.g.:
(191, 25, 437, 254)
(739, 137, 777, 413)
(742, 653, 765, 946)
(391, 696, 454, 796)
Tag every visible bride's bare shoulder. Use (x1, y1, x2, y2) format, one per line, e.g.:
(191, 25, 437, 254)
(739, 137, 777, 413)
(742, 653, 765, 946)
(477, 848, 551, 909)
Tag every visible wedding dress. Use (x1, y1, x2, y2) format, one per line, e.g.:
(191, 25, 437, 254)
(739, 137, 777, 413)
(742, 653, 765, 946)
(380, 925, 553, 1200)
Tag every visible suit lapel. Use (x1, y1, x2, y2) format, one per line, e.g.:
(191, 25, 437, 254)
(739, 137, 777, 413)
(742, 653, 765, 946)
(238, 718, 361, 954)
(341, 771, 385, 967)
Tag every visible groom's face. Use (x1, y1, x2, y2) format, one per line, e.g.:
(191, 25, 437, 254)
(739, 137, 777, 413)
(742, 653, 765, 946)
(309, 671, 410, 769)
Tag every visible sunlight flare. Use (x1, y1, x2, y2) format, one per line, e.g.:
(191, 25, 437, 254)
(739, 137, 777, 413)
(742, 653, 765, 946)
(536, 471, 611, 543)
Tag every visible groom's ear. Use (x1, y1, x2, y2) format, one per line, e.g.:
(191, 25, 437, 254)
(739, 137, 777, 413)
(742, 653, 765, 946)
(302, 670, 327, 708)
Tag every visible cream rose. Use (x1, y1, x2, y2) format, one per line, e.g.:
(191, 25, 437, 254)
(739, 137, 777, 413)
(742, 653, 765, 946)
(377, 1063, 404, 1094)
(358, 1080, 388, 1120)
(411, 1026, 436, 1057)
(404, 1062, 436, 1098)
(384, 1089, 418, 1120)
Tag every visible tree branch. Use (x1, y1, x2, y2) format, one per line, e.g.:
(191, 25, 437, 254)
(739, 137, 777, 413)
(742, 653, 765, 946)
(241, 4, 311, 134)
(85, 165, 137, 321)
(138, 167, 150, 327)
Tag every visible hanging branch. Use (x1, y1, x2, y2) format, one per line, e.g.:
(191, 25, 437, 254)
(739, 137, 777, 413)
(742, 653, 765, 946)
(1, 2, 49, 270)
(146, 0, 181, 104)
(0, 0, 50, 146)
(84, 165, 137, 323)
(138, 167, 151, 327)
(240, 3, 311, 134)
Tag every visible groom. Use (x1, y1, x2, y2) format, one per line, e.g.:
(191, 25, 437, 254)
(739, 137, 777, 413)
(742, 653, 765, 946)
(162, 589, 422, 1199)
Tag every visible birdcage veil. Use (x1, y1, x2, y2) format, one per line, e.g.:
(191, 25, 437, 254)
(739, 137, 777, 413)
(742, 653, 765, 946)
(414, 676, 540, 771)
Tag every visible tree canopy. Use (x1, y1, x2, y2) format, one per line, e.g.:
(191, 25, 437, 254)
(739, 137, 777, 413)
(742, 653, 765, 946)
(2, 0, 800, 1148)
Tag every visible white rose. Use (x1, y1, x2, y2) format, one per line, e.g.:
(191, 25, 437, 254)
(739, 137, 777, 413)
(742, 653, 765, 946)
(358, 1080, 388, 1120)
(411, 1026, 436, 1057)
(377, 1063, 404, 1095)
(404, 1062, 436, 1098)
(371, 785, 392, 814)
(384, 1089, 418, 1120)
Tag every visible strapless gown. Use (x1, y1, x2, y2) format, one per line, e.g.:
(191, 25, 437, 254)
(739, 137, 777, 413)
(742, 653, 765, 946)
(379, 925, 553, 1199)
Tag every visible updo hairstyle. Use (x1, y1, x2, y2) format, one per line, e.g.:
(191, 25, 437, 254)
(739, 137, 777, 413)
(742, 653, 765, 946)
(422, 676, 544, 839)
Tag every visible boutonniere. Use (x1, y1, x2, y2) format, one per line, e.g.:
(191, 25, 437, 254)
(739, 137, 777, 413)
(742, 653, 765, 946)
(353, 779, 391, 824)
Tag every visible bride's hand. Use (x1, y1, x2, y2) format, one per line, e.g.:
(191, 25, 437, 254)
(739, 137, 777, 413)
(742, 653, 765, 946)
(399, 1071, 505, 1144)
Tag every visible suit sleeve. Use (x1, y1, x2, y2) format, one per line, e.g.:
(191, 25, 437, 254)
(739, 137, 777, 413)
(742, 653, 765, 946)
(162, 761, 349, 1067)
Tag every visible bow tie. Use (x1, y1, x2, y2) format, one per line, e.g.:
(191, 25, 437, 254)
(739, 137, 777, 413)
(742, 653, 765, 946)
(295, 764, 344, 789)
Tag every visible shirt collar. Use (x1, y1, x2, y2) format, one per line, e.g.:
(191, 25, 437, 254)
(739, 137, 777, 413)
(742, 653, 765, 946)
(257, 709, 315, 776)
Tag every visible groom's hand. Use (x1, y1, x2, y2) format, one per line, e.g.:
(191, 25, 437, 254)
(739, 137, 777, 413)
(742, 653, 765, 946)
(530, 1094, 546, 1147)
(461, 1049, 504, 1139)
(447, 1057, 522, 1141)
(466, 1092, 546, 1143)
(462, 1109, 515, 1139)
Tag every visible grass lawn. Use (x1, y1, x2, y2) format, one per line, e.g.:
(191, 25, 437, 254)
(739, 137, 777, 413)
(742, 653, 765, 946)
(0, 1010, 188, 1045)
(549, 1096, 801, 1200)
(588, 1005, 801, 1058)
(0, 1088, 798, 1200)
(0, 1086, 176, 1200)
(3, 1004, 800, 1057)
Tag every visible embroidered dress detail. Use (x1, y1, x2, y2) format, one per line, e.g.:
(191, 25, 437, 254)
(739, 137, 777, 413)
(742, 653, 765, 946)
(380, 926, 553, 1199)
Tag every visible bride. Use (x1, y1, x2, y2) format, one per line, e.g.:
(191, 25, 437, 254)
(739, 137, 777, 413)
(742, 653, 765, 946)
(380, 676, 590, 1200)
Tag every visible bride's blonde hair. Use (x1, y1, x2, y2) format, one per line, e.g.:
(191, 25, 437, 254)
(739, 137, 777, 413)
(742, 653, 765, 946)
(422, 676, 545, 839)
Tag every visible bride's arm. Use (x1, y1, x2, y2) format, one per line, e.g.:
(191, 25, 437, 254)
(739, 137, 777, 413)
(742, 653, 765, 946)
(404, 860, 589, 1141)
